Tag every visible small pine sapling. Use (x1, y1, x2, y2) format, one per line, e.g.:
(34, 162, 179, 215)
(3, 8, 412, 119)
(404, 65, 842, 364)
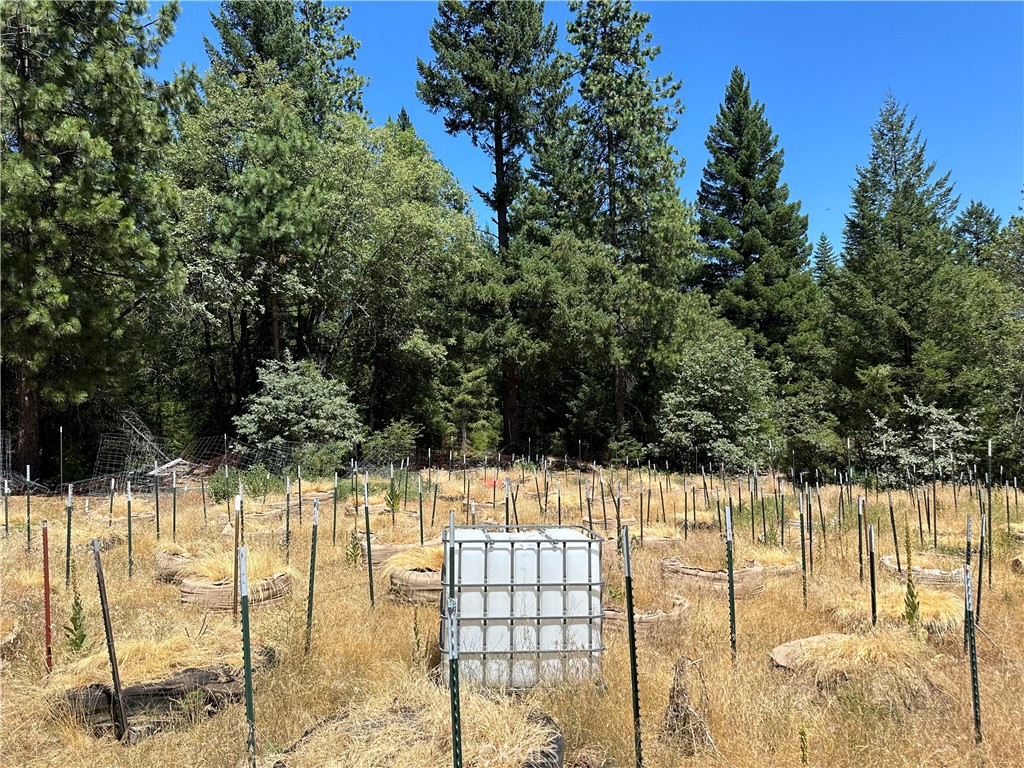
(64, 559, 87, 653)
(345, 526, 361, 567)
(903, 525, 922, 637)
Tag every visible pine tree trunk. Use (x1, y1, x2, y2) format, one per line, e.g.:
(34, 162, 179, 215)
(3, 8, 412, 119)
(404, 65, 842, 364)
(614, 361, 626, 428)
(270, 292, 282, 361)
(15, 366, 40, 473)
(494, 115, 509, 253)
(502, 361, 519, 450)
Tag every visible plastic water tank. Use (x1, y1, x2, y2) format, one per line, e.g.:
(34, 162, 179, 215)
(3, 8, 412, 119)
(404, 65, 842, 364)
(440, 524, 604, 689)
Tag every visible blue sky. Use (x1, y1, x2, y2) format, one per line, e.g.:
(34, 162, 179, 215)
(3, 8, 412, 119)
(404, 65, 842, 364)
(154, 1, 1024, 251)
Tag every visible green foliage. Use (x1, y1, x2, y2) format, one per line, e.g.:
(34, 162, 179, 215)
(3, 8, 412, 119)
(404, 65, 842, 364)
(522, 0, 695, 445)
(344, 527, 361, 567)
(657, 317, 775, 470)
(417, 0, 559, 252)
(1, 0, 186, 464)
(813, 234, 840, 285)
(953, 201, 1001, 266)
(294, 442, 353, 480)
(696, 67, 832, 468)
(903, 526, 921, 633)
(863, 397, 977, 485)
(362, 419, 422, 464)
(64, 559, 88, 654)
(207, 0, 365, 119)
(234, 357, 361, 450)
(831, 95, 962, 433)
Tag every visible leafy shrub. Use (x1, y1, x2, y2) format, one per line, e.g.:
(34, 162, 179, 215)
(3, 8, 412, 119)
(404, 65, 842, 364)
(362, 418, 421, 464)
(234, 356, 361, 449)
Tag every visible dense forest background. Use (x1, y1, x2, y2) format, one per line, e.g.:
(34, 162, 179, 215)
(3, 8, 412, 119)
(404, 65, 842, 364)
(3, 0, 1022, 484)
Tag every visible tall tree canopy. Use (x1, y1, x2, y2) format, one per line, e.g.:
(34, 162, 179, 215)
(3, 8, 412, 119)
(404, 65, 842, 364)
(539, 0, 694, 440)
(1, 0, 183, 470)
(416, 0, 561, 449)
(694, 67, 832, 463)
(695, 67, 820, 369)
(417, 0, 559, 253)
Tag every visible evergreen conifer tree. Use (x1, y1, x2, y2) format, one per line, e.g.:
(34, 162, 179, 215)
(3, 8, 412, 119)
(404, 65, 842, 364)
(695, 67, 820, 370)
(1, 0, 184, 470)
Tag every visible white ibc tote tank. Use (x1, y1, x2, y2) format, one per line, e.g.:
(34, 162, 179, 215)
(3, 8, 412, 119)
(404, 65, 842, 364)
(440, 524, 605, 689)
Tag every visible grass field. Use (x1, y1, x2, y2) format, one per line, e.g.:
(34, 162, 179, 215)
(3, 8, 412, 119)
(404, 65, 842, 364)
(1, 469, 1022, 766)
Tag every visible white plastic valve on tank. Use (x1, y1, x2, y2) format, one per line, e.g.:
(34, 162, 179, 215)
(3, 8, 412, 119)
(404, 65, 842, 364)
(440, 523, 605, 690)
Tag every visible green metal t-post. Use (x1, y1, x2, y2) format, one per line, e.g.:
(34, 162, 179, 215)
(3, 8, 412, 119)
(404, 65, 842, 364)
(305, 500, 320, 655)
(446, 510, 463, 768)
(239, 547, 258, 766)
(623, 526, 644, 767)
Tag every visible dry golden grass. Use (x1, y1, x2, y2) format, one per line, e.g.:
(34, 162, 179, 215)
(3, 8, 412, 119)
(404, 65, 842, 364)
(827, 582, 964, 634)
(378, 546, 444, 581)
(778, 629, 950, 713)
(0, 476, 1022, 768)
(183, 547, 295, 583)
(269, 677, 555, 768)
(746, 544, 799, 566)
(52, 623, 244, 689)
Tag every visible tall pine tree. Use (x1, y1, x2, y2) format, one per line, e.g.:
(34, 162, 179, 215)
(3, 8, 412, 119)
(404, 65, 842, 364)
(416, 0, 561, 448)
(695, 67, 834, 462)
(813, 233, 839, 285)
(832, 94, 960, 429)
(953, 200, 1001, 266)
(553, 0, 694, 438)
(696, 67, 819, 368)
(1, 0, 183, 473)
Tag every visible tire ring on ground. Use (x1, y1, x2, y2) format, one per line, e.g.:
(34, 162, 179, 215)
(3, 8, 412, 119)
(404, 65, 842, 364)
(180, 572, 293, 611)
(388, 568, 443, 605)
(660, 558, 765, 599)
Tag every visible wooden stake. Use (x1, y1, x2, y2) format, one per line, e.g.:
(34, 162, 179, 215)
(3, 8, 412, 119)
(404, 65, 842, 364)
(43, 521, 53, 672)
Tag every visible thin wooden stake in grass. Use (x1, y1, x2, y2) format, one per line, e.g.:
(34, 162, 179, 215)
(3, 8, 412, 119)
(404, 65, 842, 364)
(364, 474, 375, 608)
(799, 493, 808, 610)
(305, 500, 320, 655)
(965, 564, 982, 744)
(172, 471, 178, 541)
(3, 479, 9, 538)
(126, 482, 134, 579)
(857, 497, 864, 583)
(25, 465, 31, 551)
(986, 442, 993, 588)
(622, 526, 644, 767)
(418, 474, 425, 546)
(886, 490, 901, 573)
(200, 473, 207, 522)
(43, 520, 53, 672)
(298, 465, 303, 527)
(446, 510, 463, 768)
(975, 513, 986, 623)
(432, 472, 440, 527)
(154, 462, 160, 541)
(233, 494, 241, 623)
(725, 509, 737, 662)
(238, 547, 258, 767)
(92, 537, 127, 741)
(806, 487, 814, 575)
(65, 485, 73, 589)
(285, 476, 291, 562)
(109, 478, 114, 528)
(333, 472, 339, 547)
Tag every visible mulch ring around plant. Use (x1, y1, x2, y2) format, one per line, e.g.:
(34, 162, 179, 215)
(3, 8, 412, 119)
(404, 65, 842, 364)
(660, 558, 765, 599)
(256, 690, 565, 768)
